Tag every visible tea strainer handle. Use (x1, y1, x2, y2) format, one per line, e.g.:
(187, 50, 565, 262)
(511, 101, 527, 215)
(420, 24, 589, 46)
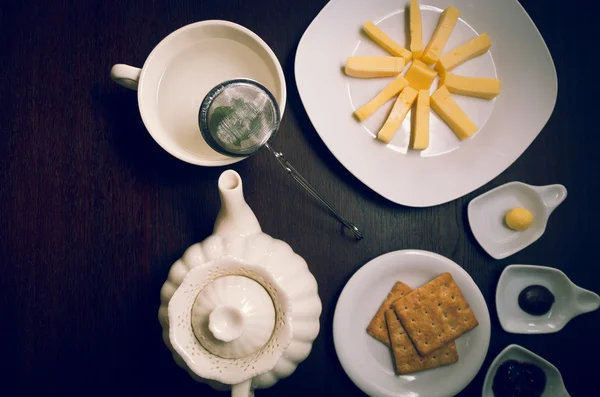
(264, 143, 364, 240)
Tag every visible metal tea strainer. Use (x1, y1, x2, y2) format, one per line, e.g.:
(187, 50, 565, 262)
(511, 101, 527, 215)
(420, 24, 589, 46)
(199, 79, 363, 240)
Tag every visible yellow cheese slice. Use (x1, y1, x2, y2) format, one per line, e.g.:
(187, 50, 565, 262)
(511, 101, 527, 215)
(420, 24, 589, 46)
(430, 85, 477, 140)
(441, 73, 501, 99)
(436, 33, 492, 73)
(404, 60, 438, 90)
(377, 86, 418, 143)
(363, 21, 413, 63)
(412, 90, 430, 150)
(421, 6, 461, 65)
(354, 76, 409, 121)
(409, 0, 424, 59)
(345, 56, 405, 78)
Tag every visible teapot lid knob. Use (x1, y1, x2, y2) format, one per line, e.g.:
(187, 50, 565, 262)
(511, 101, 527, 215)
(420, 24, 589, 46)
(208, 305, 246, 342)
(191, 274, 276, 359)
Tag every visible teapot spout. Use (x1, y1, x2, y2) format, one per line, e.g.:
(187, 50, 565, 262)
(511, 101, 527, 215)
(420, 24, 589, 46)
(213, 170, 262, 237)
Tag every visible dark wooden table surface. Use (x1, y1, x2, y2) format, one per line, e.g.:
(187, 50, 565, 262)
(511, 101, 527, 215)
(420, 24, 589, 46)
(1, 0, 598, 395)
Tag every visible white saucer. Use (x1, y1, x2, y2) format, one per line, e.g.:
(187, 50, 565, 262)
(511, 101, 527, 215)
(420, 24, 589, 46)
(333, 250, 490, 397)
(482, 344, 570, 397)
(496, 265, 600, 334)
(468, 182, 567, 259)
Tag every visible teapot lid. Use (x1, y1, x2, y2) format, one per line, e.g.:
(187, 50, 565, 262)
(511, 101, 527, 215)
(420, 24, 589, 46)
(167, 256, 293, 386)
(191, 275, 275, 359)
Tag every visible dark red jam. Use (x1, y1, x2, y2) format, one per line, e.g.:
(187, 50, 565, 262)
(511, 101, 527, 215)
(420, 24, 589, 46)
(492, 359, 546, 397)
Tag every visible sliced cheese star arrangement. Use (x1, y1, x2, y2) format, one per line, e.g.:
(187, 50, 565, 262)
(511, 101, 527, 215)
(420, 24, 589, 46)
(343, 0, 501, 151)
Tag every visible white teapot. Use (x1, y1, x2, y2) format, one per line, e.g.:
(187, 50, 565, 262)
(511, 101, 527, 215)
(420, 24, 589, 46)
(158, 170, 322, 396)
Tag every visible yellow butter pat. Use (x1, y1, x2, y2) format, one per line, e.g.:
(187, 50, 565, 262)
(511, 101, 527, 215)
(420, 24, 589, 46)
(505, 207, 534, 231)
(430, 85, 477, 140)
(409, 0, 424, 59)
(345, 56, 405, 78)
(421, 6, 461, 65)
(377, 86, 418, 143)
(405, 60, 438, 90)
(436, 33, 492, 73)
(363, 21, 412, 63)
(412, 90, 430, 150)
(441, 73, 501, 99)
(354, 76, 409, 121)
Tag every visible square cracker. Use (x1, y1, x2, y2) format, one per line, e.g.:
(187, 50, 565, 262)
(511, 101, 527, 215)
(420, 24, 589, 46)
(367, 281, 413, 345)
(385, 310, 458, 375)
(392, 272, 478, 356)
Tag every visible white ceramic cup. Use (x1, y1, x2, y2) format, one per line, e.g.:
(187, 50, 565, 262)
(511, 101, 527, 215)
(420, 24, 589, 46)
(111, 20, 286, 166)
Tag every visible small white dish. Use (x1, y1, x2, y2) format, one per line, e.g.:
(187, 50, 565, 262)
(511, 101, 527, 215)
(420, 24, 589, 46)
(496, 265, 600, 334)
(296, 0, 557, 206)
(333, 250, 491, 397)
(468, 182, 567, 259)
(482, 344, 571, 397)
(112, 20, 286, 166)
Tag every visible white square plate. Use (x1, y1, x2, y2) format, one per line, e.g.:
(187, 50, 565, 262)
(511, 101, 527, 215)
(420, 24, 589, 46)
(295, 0, 557, 207)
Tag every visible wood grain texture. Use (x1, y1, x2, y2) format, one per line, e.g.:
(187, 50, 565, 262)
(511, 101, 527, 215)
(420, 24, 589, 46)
(1, 0, 598, 395)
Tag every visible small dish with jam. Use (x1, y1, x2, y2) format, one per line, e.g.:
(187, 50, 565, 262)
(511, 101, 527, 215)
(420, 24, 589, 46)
(496, 265, 599, 334)
(482, 344, 570, 397)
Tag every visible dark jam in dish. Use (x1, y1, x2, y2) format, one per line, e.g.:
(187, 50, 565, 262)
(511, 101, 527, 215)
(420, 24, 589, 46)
(518, 285, 555, 316)
(492, 360, 546, 397)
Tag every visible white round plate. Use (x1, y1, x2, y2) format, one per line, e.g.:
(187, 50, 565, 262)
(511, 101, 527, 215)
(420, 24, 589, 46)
(333, 250, 490, 397)
(295, 0, 557, 206)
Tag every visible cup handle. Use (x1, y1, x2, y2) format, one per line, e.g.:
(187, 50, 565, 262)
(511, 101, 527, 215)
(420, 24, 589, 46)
(110, 64, 141, 90)
(231, 380, 253, 397)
